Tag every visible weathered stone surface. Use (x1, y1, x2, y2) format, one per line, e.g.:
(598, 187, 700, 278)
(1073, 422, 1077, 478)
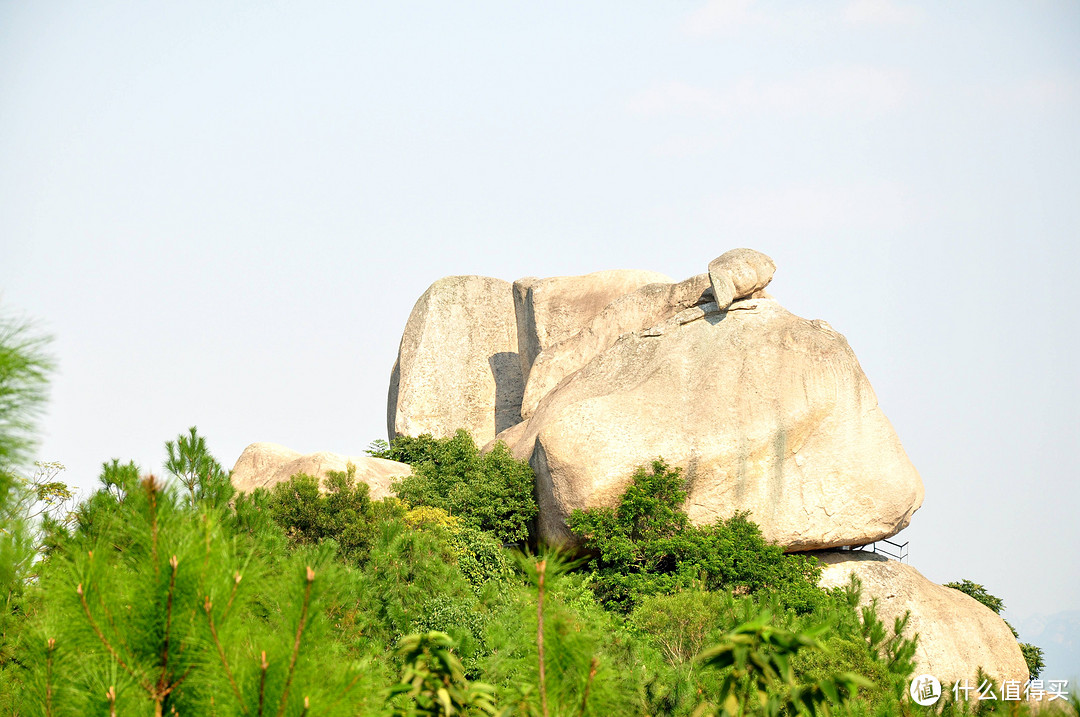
(708, 248, 776, 309)
(389, 275, 523, 445)
(510, 297, 923, 549)
(513, 269, 671, 383)
(520, 273, 712, 419)
(230, 442, 411, 500)
(816, 551, 1029, 685)
(482, 420, 530, 456)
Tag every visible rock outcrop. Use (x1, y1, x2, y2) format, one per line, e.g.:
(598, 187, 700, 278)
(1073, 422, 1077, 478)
(389, 250, 923, 552)
(509, 296, 923, 549)
(815, 551, 1029, 686)
(230, 442, 411, 500)
(520, 273, 712, 419)
(388, 275, 523, 445)
(707, 248, 776, 309)
(512, 269, 671, 383)
(379, 248, 1039, 692)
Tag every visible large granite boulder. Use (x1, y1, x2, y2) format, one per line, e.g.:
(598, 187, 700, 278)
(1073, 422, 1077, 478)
(388, 275, 523, 445)
(512, 269, 671, 383)
(816, 551, 1029, 686)
(230, 442, 411, 501)
(509, 296, 924, 549)
(520, 272, 713, 419)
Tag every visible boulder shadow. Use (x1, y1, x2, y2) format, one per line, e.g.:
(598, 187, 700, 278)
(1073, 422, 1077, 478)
(489, 351, 525, 434)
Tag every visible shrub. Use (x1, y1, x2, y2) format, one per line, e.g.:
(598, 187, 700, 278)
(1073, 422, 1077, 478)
(267, 464, 373, 562)
(567, 459, 822, 613)
(379, 430, 537, 544)
(632, 590, 732, 667)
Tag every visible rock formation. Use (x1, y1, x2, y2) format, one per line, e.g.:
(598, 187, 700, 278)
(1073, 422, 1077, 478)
(387, 275, 523, 446)
(230, 442, 411, 501)
(389, 250, 923, 551)
(379, 247, 1032, 689)
(507, 296, 923, 549)
(707, 248, 776, 309)
(512, 269, 671, 383)
(520, 272, 712, 419)
(816, 551, 1030, 686)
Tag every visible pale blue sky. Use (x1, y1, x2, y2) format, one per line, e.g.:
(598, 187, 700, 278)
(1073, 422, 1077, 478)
(2, 0, 1078, 677)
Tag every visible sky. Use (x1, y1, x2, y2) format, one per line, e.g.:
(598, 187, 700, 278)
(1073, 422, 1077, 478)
(2, 0, 1078, 679)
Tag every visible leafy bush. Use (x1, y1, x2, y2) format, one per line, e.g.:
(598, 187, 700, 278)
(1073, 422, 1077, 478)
(632, 590, 732, 667)
(356, 519, 492, 665)
(405, 506, 461, 530)
(696, 610, 872, 716)
(267, 464, 374, 562)
(448, 526, 516, 594)
(376, 430, 537, 544)
(385, 631, 497, 717)
(568, 459, 823, 613)
(484, 552, 648, 717)
(945, 579, 1005, 614)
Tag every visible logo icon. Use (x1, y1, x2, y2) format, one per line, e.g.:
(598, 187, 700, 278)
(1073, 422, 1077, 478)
(910, 674, 942, 706)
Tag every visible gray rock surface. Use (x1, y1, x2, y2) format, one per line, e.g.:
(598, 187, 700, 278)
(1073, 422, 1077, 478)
(510, 297, 923, 549)
(512, 269, 671, 383)
(230, 442, 411, 500)
(520, 272, 712, 418)
(816, 551, 1030, 686)
(388, 275, 523, 445)
(708, 248, 776, 309)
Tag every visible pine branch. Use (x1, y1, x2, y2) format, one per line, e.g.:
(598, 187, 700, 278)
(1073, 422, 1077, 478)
(275, 566, 315, 717)
(97, 591, 134, 659)
(204, 595, 248, 714)
(77, 582, 150, 692)
(45, 638, 55, 717)
(223, 571, 242, 621)
(578, 656, 599, 717)
(158, 555, 178, 694)
(145, 476, 161, 578)
(326, 671, 363, 713)
(536, 559, 550, 717)
(258, 651, 269, 717)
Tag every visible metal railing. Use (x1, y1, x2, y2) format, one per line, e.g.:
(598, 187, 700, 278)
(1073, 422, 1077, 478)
(844, 538, 909, 563)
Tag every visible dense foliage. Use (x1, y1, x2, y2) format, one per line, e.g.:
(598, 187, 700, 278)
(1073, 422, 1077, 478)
(0, 428, 1073, 714)
(269, 463, 375, 561)
(370, 430, 537, 544)
(568, 459, 824, 615)
(0, 313, 1066, 715)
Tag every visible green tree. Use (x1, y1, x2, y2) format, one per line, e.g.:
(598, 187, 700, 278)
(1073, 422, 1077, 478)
(0, 310, 54, 471)
(164, 426, 232, 508)
(0, 308, 54, 712)
(22, 468, 369, 716)
(267, 464, 374, 562)
(696, 611, 872, 716)
(567, 459, 822, 613)
(382, 431, 537, 544)
(385, 631, 497, 717)
(944, 580, 1005, 615)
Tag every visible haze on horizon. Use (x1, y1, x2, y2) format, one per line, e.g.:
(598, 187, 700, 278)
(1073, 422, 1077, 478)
(2, 0, 1078, 679)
